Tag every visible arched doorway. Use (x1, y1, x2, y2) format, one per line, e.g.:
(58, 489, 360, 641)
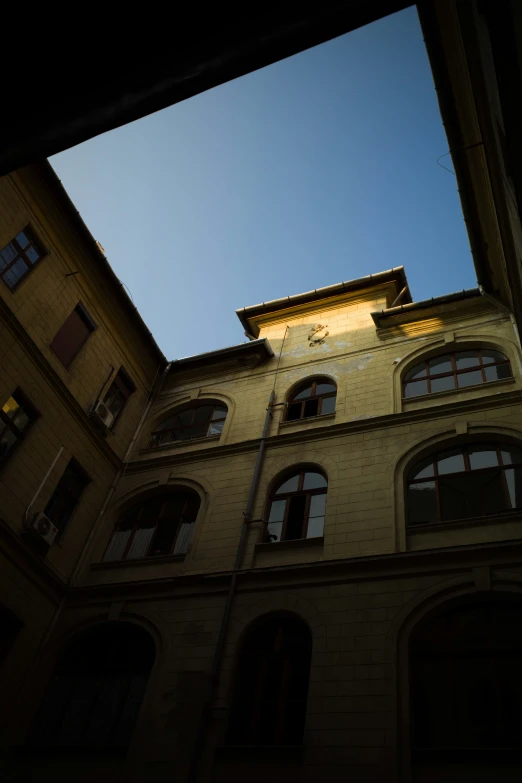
(410, 596, 522, 781)
(227, 613, 312, 746)
(27, 622, 155, 754)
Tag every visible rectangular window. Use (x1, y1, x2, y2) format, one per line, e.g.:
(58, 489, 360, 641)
(0, 227, 46, 290)
(103, 368, 135, 425)
(0, 390, 38, 469)
(50, 303, 96, 368)
(44, 460, 90, 536)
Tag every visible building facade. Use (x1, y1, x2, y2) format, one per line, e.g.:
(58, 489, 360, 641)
(2, 164, 522, 782)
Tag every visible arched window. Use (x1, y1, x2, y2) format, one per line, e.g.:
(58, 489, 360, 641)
(407, 442, 522, 526)
(286, 378, 336, 421)
(267, 469, 327, 542)
(403, 348, 512, 398)
(227, 614, 312, 746)
(411, 598, 522, 758)
(150, 402, 227, 446)
(103, 490, 200, 561)
(27, 623, 155, 753)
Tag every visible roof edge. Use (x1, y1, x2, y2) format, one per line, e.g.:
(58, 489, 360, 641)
(370, 287, 482, 327)
(236, 267, 410, 334)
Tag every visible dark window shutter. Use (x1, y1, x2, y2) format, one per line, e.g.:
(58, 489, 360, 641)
(51, 304, 95, 367)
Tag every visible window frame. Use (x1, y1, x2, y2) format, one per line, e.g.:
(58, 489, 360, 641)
(0, 388, 39, 471)
(267, 469, 327, 543)
(149, 402, 227, 447)
(50, 302, 97, 369)
(44, 459, 91, 537)
(285, 378, 337, 422)
(402, 348, 512, 399)
(406, 442, 522, 527)
(103, 367, 135, 426)
(0, 226, 46, 291)
(103, 490, 200, 562)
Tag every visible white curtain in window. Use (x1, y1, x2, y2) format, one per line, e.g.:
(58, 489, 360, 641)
(103, 530, 131, 562)
(126, 528, 154, 559)
(173, 522, 193, 555)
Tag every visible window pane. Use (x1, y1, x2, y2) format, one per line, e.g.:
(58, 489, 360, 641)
(2, 395, 20, 420)
(469, 448, 499, 470)
(275, 475, 299, 494)
(431, 375, 456, 393)
(194, 405, 213, 424)
(405, 363, 427, 381)
(176, 409, 193, 426)
(11, 408, 30, 432)
(409, 457, 435, 481)
(269, 499, 286, 523)
(505, 468, 522, 509)
(267, 520, 282, 542)
(457, 369, 483, 388)
(286, 402, 302, 421)
(208, 420, 224, 435)
(429, 355, 452, 375)
(480, 470, 509, 516)
(439, 475, 472, 520)
(0, 428, 18, 461)
(303, 472, 327, 490)
(150, 519, 177, 556)
(455, 351, 480, 370)
(3, 258, 28, 288)
(25, 245, 40, 264)
(293, 385, 312, 401)
(126, 527, 155, 559)
(285, 495, 307, 540)
(320, 395, 336, 414)
(307, 516, 324, 538)
(15, 231, 30, 248)
(482, 350, 507, 364)
(437, 449, 465, 475)
(211, 406, 227, 420)
(500, 447, 522, 465)
(103, 530, 132, 562)
(484, 363, 512, 382)
(303, 399, 319, 418)
(0, 243, 17, 267)
(315, 383, 336, 395)
(309, 494, 326, 517)
(404, 379, 428, 398)
(408, 482, 438, 525)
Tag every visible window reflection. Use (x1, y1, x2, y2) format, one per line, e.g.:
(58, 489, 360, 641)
(407, 443, 522, 526)
(403, 349, 512, 398)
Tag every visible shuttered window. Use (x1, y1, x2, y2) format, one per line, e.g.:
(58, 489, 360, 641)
(50, 303, 96, 368)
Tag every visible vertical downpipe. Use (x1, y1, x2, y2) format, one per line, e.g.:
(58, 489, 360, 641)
(187, 326, 289, 783)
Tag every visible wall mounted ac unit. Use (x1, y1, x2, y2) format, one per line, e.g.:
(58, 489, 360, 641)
(30, 512, 59, 546)
(90, 400, 114, 430)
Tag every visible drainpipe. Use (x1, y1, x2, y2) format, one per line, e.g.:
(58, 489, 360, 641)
(187, 328, 288, 782)
(69, 360, 172, 586)
(187, 390, 275, 783)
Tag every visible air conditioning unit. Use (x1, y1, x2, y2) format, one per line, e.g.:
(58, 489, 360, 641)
(90, 400, 114, 430)
(30, 512, 59, 546)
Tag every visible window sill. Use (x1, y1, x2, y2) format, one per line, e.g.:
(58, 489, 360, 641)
(139, 433, 220, 454)
(256, 536, 324, 552)
(92, 553, 186, 570)
(402, 376, 515, 406)
(407, 508, 522, 534)
(279, 412, 336, 429)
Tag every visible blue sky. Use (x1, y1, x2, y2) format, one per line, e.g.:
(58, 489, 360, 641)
(50, 6, 475, 360)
